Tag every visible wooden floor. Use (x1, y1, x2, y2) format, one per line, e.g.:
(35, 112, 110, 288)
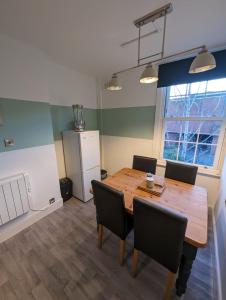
(0, 198, 218, 300)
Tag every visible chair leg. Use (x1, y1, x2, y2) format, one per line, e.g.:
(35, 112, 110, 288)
(164, 272, 175, 300)
(119, 239, 125, 265)
(131, 249, 139, 277)
(97, 224, 103, 249)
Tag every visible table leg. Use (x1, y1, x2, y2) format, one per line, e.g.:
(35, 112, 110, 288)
(176, 242, 198, 297)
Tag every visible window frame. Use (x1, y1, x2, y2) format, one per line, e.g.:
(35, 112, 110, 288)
(153, 85, 226, 176)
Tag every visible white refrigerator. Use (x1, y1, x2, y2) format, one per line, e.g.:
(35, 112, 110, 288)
(63, 130, 101, 202)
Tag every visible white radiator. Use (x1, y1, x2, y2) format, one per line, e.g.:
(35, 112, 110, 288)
(0, 173, 30, 226)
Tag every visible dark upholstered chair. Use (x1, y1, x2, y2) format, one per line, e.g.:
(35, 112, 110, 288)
(91, 180, 133, 265)
(132, 198, 187, 300)
(165, 161, 198, 185)
(132, 155, 157, 174)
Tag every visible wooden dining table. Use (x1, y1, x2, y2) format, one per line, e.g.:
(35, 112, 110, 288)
(102, 168, 208, 296)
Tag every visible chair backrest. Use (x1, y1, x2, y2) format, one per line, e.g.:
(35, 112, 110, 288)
(165, 161, 198, 185)
(133, 197, 187, 274)
(91, 180, 127, 239)
(133, 155, 157, 174)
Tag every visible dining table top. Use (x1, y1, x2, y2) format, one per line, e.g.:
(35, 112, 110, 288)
(102, 168, 208, 248)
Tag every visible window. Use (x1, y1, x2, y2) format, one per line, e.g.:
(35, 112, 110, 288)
(162, 78, 226, 168)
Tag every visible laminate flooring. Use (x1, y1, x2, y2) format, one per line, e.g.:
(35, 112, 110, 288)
(0, 198, 218, 300)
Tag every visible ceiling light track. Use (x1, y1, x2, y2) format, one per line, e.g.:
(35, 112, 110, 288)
(138, 51, 162, 62)
(120, 29, 158, 48)
(115, 44, 206, 75)
(106, 3, 218, 91)
(134, 3, 173, 28)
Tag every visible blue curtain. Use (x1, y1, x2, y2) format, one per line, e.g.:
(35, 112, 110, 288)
(157, 49, 226, 88)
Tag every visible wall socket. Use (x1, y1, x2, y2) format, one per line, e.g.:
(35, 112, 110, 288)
(49, 198, 55, 205)
(4, 138, 15, 147)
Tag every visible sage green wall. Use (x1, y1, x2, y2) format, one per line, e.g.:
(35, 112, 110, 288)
(50, 105, 156, 141)
(0, 98, 53, 152)
(0, 99, 156, 153)
(50, 105, 98, 140)
(99, 106, 156, 139)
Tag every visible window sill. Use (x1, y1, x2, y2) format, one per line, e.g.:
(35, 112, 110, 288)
(157, 159, 221, 178)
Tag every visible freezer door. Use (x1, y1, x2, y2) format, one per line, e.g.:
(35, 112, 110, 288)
(82, 166, 101, 202)
(80, 131, 100, 171)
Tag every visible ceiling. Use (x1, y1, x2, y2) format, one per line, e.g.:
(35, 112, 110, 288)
(0, 0, 226, 79)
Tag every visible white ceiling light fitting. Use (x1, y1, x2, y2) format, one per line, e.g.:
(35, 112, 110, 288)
(140, 64, 158, 84)
(106, 74, 122, 91)
(189, 46, 216, 74)
(106, 3, 217, 91)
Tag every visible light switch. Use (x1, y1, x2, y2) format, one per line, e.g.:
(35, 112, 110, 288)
(4, 138, 15, 147)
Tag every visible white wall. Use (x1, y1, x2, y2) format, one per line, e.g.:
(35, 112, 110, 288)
(0, 33, 98, 108)
(0, 145, 62, 242)
(46, 59, 98, 177)
(0, 34, 49, 102)
(101, 68, 157, 108)
(101, 135, 154, 173)
(47, 60, 97, 108)
(54, 139, 67, 178)
(0, 33, 98, 180)
(0, 34, 98, 241)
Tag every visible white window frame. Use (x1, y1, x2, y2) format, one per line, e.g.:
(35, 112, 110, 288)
(153, 87, 226, 177)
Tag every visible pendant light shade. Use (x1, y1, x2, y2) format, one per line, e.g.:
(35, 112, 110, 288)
(189, 47, 216, 74)
(140, 64, 158, 84)
(106, 74, 122, 91)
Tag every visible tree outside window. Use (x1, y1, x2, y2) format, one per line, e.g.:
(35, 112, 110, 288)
(163, 78, 226, 167)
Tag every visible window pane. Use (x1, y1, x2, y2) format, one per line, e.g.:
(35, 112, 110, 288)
(166, 120, 200, 143)
(170, 84, 187, 97)
(163, 141, 178, 160)
(165, 121, 182, 141)
(180, 121, 199, 143)
(163, 78, 226, 167)
(195, 144, 216, 166)
(193, 94, 226, 118)
(198, 121, 221, 144)
(178, 143, 196, 164)
(198, 134, 219, 144)
(166, 82, 226, 118)
(163, 120, 222, 167)
(190, 81, 207, 94)
(165, 96, 188, 118)
(207, 78, 226, 93)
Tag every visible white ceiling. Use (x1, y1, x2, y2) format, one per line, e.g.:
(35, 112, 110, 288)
(0, 0, 226, 79)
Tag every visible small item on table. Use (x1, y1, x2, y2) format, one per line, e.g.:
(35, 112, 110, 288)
(146, 173, 154, 189)
(138, 174, 166, 196)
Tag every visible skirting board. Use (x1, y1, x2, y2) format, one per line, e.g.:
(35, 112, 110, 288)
(212, 212, 223, 300)
(0, 197, 63, 243)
